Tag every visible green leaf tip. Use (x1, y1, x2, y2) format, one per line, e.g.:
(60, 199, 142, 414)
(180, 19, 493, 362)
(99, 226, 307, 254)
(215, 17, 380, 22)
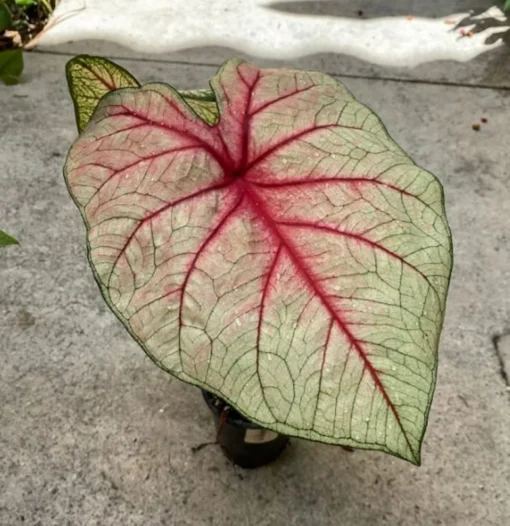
(65, 55, 140, 133)
(0, 230, 19, 247)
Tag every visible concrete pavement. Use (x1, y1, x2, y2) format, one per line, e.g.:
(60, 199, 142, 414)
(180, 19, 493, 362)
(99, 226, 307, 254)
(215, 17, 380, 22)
(1, 6, 509, 525)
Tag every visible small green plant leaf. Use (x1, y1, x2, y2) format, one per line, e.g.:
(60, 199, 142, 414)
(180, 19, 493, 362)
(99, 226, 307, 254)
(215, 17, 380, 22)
(505, 0, 510, 12)
(15, 0, 37, 7)
(66, 55, 141, 133)
(0, 48, 23, 85)
(0, 3, 12, 32)
(0, 230, 19, 246)
(65, 58, 452, 464)
(179, 89, 219, 125)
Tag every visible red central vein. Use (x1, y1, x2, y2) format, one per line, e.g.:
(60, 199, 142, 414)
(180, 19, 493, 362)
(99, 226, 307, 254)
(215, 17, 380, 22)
(239, 180, 416, 459)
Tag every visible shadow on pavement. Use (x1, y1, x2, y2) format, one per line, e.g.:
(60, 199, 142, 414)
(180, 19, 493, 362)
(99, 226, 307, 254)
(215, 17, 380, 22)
(267, 1, 500, 19)
(455, 8, 510, 45)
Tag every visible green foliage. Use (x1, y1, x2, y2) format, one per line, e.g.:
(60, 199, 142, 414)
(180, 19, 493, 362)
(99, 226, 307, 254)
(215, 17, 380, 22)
(505, 0, 510, 12)
(0, 0, 56, 84)
(14, 0, 36, 6)
(0, 3, 12, 30)
(13, 0, 53, 14)
(0, 230, 19, 247)
(0, 48, 23, 84)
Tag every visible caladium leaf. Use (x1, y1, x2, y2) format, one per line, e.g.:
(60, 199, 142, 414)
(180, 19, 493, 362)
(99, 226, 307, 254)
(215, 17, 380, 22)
(0, 230, 18, 246)
(66, 55, 141, 133)
(65, 58, 452, 464)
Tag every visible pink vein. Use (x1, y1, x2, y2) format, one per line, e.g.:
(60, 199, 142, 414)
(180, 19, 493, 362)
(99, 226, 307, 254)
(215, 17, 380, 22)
(240, 180, 417, 460)
(178, 196, 245, 372)
(248, 82, 318, 119)
(249, 176, 430, 209)
(278, 220, 438, 296)
(106, 181, 233, 288)
(84, 63, 116, 91)
(87, 144, 211, 203)
(110, 107, 227, 170)
(243, 123, 356, 174)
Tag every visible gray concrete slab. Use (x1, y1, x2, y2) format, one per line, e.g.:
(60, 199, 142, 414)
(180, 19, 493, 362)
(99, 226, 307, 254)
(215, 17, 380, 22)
(1, 49, 509, 526)
(37, 0, 510, 89)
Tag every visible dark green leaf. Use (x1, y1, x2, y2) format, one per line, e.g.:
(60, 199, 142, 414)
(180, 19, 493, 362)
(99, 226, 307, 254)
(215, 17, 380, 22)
(0, 230, 19, 247)
(0, 49, 23, 85)
(0, 3, 12, 32)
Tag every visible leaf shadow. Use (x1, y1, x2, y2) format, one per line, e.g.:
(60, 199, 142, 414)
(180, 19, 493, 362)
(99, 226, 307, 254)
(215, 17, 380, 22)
(454, 8, 510, 46)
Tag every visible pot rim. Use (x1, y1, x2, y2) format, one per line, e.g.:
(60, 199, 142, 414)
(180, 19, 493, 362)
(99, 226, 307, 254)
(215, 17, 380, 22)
(201, 390, 263, 430)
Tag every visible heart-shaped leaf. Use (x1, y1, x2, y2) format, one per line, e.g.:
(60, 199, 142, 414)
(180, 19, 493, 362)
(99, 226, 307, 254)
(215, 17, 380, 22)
(65, 58, 452, 464)
(0, 230, 18, 246)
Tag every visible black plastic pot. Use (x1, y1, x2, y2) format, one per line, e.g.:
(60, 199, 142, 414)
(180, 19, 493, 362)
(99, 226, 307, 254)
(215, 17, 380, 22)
(202, 390, 289, 469)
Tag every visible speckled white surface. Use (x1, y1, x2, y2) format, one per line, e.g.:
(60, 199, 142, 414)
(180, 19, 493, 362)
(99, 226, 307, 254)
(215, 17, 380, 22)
(39, 1, 508, 67)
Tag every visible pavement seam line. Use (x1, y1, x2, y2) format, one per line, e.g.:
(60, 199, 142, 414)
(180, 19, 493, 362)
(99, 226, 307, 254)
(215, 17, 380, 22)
(32, 49, 510, 92)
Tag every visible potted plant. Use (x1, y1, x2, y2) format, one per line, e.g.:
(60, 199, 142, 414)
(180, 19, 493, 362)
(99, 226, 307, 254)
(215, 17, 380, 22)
(64, 55, 452, 468)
